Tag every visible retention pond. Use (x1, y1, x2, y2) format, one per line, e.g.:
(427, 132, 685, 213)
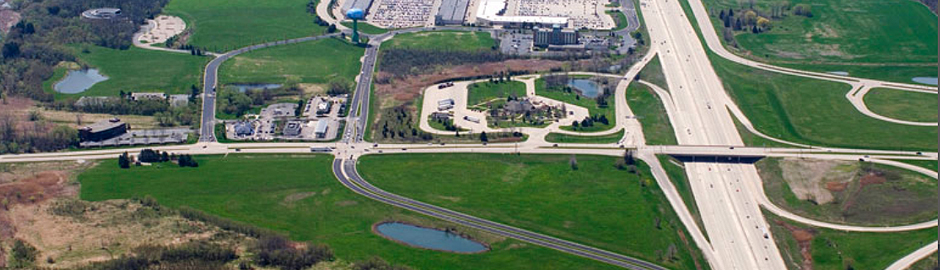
(374, 222, 488, 253)
(54, 69, 108, 94)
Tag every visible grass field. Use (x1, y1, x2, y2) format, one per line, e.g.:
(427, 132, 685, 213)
(543, 129, 623, 144)
(702, 0, 937, 64)
(358, 153, 710, 270)
(164, 0, 326, 50)
(862, 88, 938, 122)
(219, 38, 364, 85)
(896, 159, 938, 172)
(626, 83, 677, 145)
(639, 56, 667, 90)
(467, 81, 526, 106)
(711, 54, 937, 151)
(384, 31, 496, 51)
(536, 78, 616, 132)
(79, 154, 620, 270)
(607, 10, 629, 31)
(341, 21, 389, 34)
(758, 157, 937, 226)
(49, 46, 207, 98)
(778, 63, 939, 86)
(657, 155, 707, 240)
(766, 211, 938, 270)
(731, 115, 799, 148)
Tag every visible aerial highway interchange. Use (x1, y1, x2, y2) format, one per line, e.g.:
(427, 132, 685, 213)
(2, 0, 937, 269)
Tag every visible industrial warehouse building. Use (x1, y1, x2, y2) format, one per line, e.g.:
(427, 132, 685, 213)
(79, 118, 128, 142)
(436, 0, 470, 25)
(475, 0, 568, 28)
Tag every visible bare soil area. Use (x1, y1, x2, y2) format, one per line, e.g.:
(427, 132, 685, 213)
(0, 161, 252, 269)
(778, 158, 856, 204)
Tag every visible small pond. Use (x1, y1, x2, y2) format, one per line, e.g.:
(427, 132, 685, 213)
(912, 77, 938, 86)
(567, 79, 601, 98)
(826, 71, 849, 76)
(375, 222, 488, 253)
(54, 69, 108, 94)
(230, 83, 282, 92)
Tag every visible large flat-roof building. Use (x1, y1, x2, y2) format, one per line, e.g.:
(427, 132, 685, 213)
(435, 0, 470, 25)
(475, 0, 567, 28)
(79, 118, 128, 142)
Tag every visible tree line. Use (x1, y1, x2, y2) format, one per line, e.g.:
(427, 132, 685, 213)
(0, 112, 79, 154)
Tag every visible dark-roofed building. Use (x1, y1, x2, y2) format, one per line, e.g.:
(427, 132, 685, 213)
(534, 25, 579, 47)
(436, 0, 470, 25)
(234, 122, 254, 136)
(79, 118, 127, 142)
(283, 121, 303, 137)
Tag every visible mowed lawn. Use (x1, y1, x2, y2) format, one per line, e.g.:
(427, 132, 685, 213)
(358, 153, 709, 270)
(79, 154, 620, 270)
(384, 31, 496, 51)
(703, 0, 937, 64)
(219, 38, 364, 85)
(766, 212, 938, 270)
(626, 83, 677, 145)
(51, 46, 208, 98)
(544, 129, 624, 144)
(863, 88, 938, 122)
(711, 55, 937, 151)
(467, 81, 526, 106)
(164, 0, 326, 50)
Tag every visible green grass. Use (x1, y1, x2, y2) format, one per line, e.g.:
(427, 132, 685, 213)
(220, 38, 364, 85)
(384, 31, 496, 51)
(896, 159, 938, 172)
(467, 81, 526, 106)
(79, 154, 620, 270)
(358, 153, 710, 270)
(777, 63, 939, 86)
(702, 0, 937, 64)
(536, 78, 616, 132)
(626, 83, 677, 145)
(164, 0, 326, 50)
(606, 10, 629, 31)
(711, 54, 937, 151)
(757, 157, 938, 226)
(766, 211, 938, 270)
(656, 155, 707, 240)
(544, 129, 624, 144)
(863, 88, 938, 122)
(49, 46, 207, 98)
(638, 55, 668, 90)
(341, 21, 389, 34)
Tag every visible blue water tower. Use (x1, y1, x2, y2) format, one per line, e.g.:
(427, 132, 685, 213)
(346, 8, 365, 43)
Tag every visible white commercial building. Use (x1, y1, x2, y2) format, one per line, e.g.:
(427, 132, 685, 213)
(474, 0, 567, 28)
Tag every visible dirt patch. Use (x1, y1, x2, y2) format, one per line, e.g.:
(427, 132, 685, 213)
(778, 158, 857, 205)
(0, 10, 20, 34)
(436, 195, 461, 202)
(824, 181, 848, 192)
(859, 171, 886, 186)
(775, 220, 817, 270)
